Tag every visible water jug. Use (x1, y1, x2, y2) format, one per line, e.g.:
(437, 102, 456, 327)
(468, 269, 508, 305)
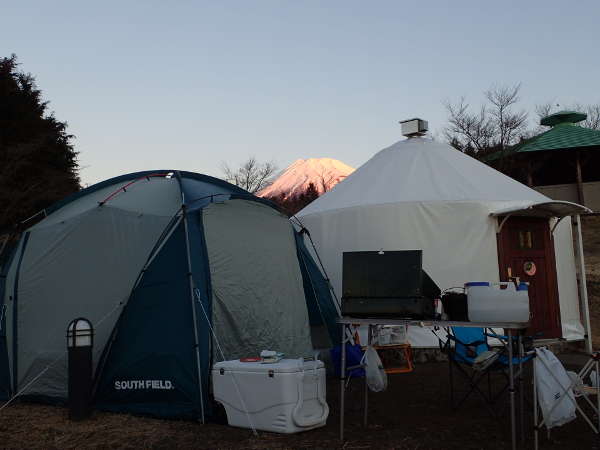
(466, 281, 529, 323)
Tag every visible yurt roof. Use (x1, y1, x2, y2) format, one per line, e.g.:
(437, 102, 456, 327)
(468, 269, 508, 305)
(298, 137, 551, 217)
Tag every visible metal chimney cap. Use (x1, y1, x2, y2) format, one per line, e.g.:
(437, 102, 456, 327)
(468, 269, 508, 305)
(399, 118, 428, 137)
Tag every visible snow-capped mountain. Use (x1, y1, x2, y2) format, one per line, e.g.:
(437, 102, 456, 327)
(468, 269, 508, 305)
(258, 158, 355, 200)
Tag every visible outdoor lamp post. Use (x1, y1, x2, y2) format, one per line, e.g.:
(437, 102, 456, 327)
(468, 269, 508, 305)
(67, 318, 93, 421)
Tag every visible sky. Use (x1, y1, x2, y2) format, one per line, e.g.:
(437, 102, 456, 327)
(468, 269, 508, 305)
(3, 0, 600, 186)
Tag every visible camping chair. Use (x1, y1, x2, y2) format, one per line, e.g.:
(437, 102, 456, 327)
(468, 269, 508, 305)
(441, 327, 497, 414)
(440, 327, 533, 416)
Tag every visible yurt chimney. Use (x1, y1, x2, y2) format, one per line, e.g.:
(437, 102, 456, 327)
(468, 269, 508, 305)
(399, 118, 428, 137)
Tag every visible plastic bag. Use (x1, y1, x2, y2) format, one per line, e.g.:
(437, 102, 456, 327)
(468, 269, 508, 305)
(362, 346, 388, 392)
(534, 347, 576, 429)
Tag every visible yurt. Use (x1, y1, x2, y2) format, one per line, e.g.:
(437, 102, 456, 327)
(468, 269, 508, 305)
(0, 170, 338, 419)
(296, 120, 592, 348)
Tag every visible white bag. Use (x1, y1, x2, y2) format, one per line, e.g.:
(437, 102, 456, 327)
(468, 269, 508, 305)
(361, 346, 388, 392)
(534, 347, 577, 429)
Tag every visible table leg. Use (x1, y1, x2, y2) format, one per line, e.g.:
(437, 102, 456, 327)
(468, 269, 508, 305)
(596, 358, 600, 436)
(364, 325, 371, 428)
(508, 330, 516, 450)
(533, 352, 538, 450)
(519, 334, 524, 445)
(340, 325, 347, 441)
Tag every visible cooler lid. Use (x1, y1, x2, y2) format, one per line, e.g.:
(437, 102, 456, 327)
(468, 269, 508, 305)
(212, 358, 324, 374)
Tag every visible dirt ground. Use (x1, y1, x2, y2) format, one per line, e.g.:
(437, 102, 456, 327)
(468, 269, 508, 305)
(0, 360, 598, 450)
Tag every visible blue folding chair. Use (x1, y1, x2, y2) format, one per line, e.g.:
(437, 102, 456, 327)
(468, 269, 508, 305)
(441, 327, 496, 413)
(440, 327, 533, 415)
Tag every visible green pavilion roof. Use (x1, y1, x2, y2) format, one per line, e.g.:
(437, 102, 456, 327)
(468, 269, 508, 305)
(485, 110, 600, 161)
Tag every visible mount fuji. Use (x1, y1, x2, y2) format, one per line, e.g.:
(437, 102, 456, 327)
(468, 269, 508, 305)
(258, 158, 355, 200)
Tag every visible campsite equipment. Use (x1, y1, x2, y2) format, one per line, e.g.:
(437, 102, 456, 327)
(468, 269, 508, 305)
(533, 350, 600, 449)
(330, 342, 365, 378)
(533, 347, 576, 429)
(466, 282, 529, 323)
(67, 318, 93, 421)
(361, 345, 387, 392)
(212, 358, 328, 433)
(440, 291, 468, 321)
(338, 318, 528, 450)
(0, 170, 339, 420)
(297, 130, 591, 347)
(260, 350, 284, 364)
(440, 327, 533, 416)
(340, 250, 439, 318)
(374, 325, 407, 346)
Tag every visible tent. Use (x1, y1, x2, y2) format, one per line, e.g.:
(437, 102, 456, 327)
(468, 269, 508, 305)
(0, 170, 338, 419)
(296, 136, 591, 348)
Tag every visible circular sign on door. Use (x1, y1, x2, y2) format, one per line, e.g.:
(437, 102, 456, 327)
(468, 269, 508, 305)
(524, 261, 537, 276)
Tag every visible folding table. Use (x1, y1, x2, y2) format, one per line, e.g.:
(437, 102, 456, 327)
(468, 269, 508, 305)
(338, 317, 529, 450)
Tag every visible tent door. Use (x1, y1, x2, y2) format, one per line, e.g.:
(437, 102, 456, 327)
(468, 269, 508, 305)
(497, 217, 561, 338)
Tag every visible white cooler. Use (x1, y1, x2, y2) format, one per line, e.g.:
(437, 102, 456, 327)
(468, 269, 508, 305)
(212, 358, 329, 433)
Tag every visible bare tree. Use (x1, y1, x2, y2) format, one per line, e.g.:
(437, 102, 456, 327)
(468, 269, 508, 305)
(484, 83, 528, 150)
(221, 157, 278, 193)
(534, 102, 556, 121)
(444, 83, 528, 157)
(314, 167, 337, 193)
(443, 97, 495, 153)
(572, 103, 600, 130)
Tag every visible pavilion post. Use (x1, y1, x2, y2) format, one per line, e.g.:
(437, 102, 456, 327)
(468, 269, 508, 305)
(575, 151, 585, 206)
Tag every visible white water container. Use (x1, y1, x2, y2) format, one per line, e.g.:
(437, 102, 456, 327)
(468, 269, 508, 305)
(466, 282, 530, 323)
(212, 359, 328, 433)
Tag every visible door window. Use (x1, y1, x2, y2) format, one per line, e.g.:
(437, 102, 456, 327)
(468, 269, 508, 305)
(514, 229, 542, 250)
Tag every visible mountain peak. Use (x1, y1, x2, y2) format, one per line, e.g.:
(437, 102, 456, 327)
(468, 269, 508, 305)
(258, 157, 355, 200)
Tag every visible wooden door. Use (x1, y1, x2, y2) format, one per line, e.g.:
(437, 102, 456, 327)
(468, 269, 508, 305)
(497, 217, 561, 338)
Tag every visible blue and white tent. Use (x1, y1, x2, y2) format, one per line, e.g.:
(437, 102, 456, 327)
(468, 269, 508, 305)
(0, 170, 338, 419)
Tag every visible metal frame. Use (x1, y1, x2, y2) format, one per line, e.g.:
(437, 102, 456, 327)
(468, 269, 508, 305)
(574, 214, 593, 354)
(338, 317, 528, 450)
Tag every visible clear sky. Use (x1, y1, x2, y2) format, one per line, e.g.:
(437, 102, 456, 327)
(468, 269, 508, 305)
(3, 0, 599, 186)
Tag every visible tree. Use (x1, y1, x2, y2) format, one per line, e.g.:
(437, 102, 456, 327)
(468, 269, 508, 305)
(221, 156, 277, 193)
(443, 97, 494, 154)
(444, 83, 528, 159)
(266, 182, 320, 216)
(0, 55, 80, 232)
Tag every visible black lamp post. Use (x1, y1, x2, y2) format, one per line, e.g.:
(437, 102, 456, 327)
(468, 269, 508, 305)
(67, 318, 93, 421)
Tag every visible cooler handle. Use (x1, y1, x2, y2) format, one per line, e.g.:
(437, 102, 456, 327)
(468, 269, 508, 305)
(292, 360, 329, 428)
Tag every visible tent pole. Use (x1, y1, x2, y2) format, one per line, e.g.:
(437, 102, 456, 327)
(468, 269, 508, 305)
(176, 171, 206, 422)
(574, 214, 593, 353)
(182, 204, 206, 423)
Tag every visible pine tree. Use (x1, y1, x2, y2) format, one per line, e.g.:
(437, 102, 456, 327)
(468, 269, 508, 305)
(0, 55, 80, 232)
(266, 182, 320, 216)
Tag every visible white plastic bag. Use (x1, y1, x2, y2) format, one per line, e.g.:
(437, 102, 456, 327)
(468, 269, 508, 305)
(534, 347, 577, 429)
(361, 346, 388, 392)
